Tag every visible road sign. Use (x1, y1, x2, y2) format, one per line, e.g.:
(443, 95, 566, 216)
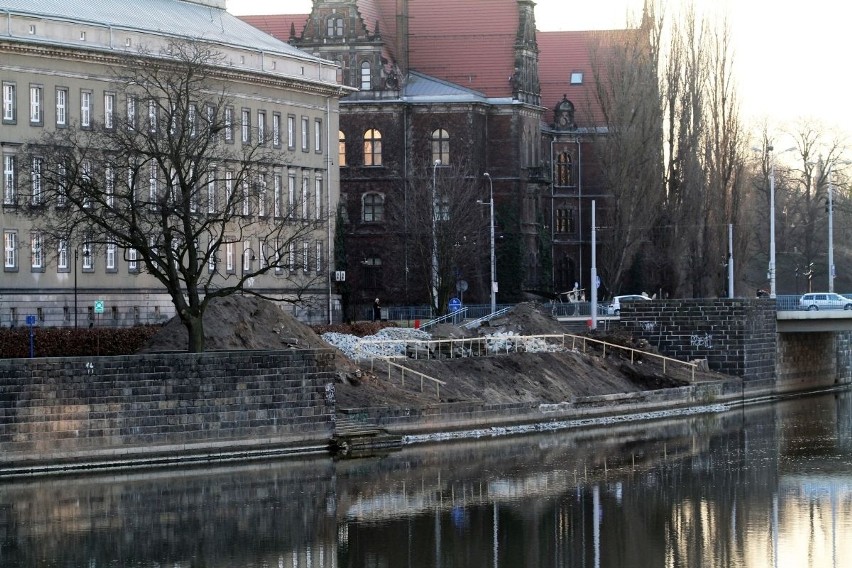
(448, 297, 462, 312)
(94, 300, 105, 314)
(25, 315, 36, 326)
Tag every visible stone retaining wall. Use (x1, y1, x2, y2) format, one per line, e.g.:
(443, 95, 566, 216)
(0, 350, 336, 471)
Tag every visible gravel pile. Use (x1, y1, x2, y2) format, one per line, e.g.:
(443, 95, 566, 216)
(323, 326, 564, 361)
(322, 327, 431, 360)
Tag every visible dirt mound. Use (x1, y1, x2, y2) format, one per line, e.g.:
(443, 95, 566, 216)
(479, 302, 565, 336)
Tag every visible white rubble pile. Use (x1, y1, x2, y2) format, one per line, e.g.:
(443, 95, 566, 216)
(322, 327, 431, 360)
(485, 331, 564, 354)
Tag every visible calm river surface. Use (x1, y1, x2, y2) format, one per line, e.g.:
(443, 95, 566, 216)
(2, 389, 852, 567)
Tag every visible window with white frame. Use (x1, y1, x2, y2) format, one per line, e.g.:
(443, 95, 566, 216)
(56, 87, 67, 126)
(149, 161, 158, 205)
(81, 90, 92, 127)
(58, 239, 69, 271)
(82, 240, 93, 270)
(207, 167, 216, 214)
(257, 174, 266, 217)
(205, 104, 215, 139)
(31, 157, 43, 206)
(257, 111, 265, 144)
(301, 117, 309, 152)
(362, 192, 384, 222)
(302, 240, 309, 272)
(364, 129, 382, 166)
(301, 175, 309, 220)
(338, 131, 346, 166)
(288, 173, 296, 218)
(30, 85, 43, 125)
(104, 92, 115, 129)
(241, 179, 250, 216)
(207, 239, 216, 272)
(106, 240, 116, 271)
(288, 241, 295, 271)
(4, 230, 17, 270)
(327, 16, 343, 36)
(431, 128, 450, 165)
(127, 247, 138, 272)
(148, 99, 158, 132)
(105, 165, 114, 208)
(126, 96, 136, 130)
(242, 240, 252, 272)
(57, 161, 67, 206)
(287, 115, 295, 149)
(188, 104, 197, 137)
(225, 240, 235, 273)
(314, 119, 322, 152)
(314, 177, 323, 220)
(4, 154, 17, 205)
(272, 113, 281, 147)
(225, 169, 234, 213)
(241, 109, 250, 144)
(2, 82, 16, 123)
(360, 61, 372, 90)
(31, 232, 43, 270)
(315, 240, 322, 273)
(224, 106, 234, 142)
(273, 174, 282, 218)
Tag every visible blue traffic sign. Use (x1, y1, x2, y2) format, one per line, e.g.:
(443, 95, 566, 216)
(448, 297, 462, 312)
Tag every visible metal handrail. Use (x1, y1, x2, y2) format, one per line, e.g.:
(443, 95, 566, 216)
(418, 307, 468, 330)
(461, 306, 512, 329)
(383, 359, 446, 400)
(561, 333, 697, 381)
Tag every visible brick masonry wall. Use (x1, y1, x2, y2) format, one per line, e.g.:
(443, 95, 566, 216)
(0, 350, 336, 468)
(618, 299, 777, 380)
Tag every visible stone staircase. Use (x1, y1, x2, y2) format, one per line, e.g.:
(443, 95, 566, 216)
(330, 414, 403, 457)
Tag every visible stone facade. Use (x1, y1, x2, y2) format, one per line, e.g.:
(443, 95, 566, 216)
(0, 349, 336, 471)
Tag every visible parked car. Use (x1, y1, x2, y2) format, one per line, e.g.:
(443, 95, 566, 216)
(607, 294, 651, 315)
(798, 292, 852, 310)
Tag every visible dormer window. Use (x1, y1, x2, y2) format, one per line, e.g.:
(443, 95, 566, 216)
(327, 17, 344, 37)
(570, 71, 583, 85)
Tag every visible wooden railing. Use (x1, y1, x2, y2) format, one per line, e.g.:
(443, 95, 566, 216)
(383, 359, 446, 400)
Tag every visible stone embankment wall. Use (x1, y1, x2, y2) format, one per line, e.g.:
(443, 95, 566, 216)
(0, 350, 336, 472)
(618, 299, 777, 380)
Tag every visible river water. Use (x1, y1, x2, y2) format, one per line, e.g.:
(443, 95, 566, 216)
(2, 389, 852, 567)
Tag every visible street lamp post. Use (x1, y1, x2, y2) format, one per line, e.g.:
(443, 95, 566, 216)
(74, 248, 78, 328)
(828, 165, 835, 292)
(432, 159, 441, 312)
(769, 149, 778, 299)
(483, 173, 497, 314)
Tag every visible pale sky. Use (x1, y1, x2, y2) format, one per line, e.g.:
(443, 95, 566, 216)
(227, 0, 852, 139)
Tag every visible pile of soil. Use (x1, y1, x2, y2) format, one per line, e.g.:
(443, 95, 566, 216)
(139, 297, 730, 409)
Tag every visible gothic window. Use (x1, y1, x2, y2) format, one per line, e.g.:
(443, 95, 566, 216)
(556, 151, 573, 186)
(555, 208, 575, 234)
(363, 129, 382, 166)
(362, 192, 384, 222)
(327, 17, 344, 37)
(360, 61, 372, 90)
(431, 128, 450, 165)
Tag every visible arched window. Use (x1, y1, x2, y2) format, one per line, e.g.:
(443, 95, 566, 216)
(431, 128, 450, 165)
(338, 130, 346, 166)
(362, 192, 384, 222)
(327, 17, 344, 37)
(360, 61, 372, 90)
(363, 129, 382, 166)
(556, 151, 573, 186)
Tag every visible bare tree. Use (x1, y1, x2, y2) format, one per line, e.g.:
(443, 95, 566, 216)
(19, 42, 327, 352)
(590, 14, 664, 294)
(390, 159, 489, 314)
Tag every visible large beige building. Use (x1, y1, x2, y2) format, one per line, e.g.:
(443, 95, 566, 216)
(1, 0, 346, 327)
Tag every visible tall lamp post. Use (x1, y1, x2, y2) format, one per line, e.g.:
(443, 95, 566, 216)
(828, 165, 835, 292)
(483, 173, 497, 314)
(74, 248, 79, 328)
(768, 146, 778, 299)
(432, 159, 441, 311)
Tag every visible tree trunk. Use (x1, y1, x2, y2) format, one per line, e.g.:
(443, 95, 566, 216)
(183, 314, 205, 353)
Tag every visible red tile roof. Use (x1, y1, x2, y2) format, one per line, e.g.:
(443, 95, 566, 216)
(537, 29, 630, 127)
(239, 14, 308, 41)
